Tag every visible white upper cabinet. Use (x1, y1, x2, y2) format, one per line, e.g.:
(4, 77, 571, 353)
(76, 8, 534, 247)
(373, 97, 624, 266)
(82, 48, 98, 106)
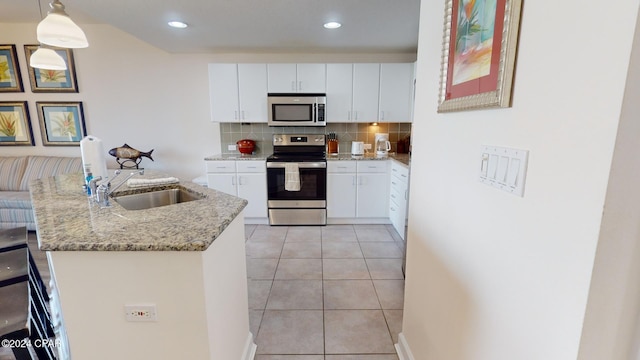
(326, 63, 379, 123)
(296, 64, 326, 93)
(209, 64, 239, 122)
(267, 64, 296, 92)
(268, 63, 326, 93)
(209, 63, 268, 122)
(238, 64, 268, 122)
(210, 62, 413, 123)
(326, 64, 353, 123)
(378, 63, 413, 123)
(352, 63, 380, 123)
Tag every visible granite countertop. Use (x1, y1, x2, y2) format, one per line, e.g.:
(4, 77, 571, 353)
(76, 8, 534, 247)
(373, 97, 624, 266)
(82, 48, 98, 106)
(31, 171, 247, 252)
(327, 153, 411, 167)
(204, 153, 410, 166)
(204, 153, 268, 161)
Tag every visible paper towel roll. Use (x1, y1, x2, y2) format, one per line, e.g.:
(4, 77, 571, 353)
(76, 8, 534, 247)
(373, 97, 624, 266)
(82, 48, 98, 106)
(80, 135, 108, 181)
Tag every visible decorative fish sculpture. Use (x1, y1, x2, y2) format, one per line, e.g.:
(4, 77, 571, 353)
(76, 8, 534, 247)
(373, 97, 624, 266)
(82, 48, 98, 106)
(108, 144, 154, 162)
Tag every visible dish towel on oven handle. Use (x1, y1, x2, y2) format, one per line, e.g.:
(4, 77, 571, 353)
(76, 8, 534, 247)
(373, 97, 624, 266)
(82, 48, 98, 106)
(284, 163, 301, 191)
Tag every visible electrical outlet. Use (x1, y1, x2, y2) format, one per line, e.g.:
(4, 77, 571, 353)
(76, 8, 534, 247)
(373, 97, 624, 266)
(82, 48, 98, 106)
(228, 144, 237, 151)
(124, 304, 157, 322)
(364, 143, 372, 150)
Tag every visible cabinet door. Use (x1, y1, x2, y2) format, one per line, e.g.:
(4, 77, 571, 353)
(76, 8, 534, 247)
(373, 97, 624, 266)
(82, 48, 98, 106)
(352, 63, 380, 123)
(357, 173, 389, 218)
(379, 63, 413, 122)
(237, 173, 267, 218)
(297, 63, 326, 93)
(389, 200, 405, 240)
(326, 64, 353, 123)
(208, 64, 240, 122)
(267, 63, 297, 92)
(238, 64, 268, 123)
(327, 173, 357, 218)
(206, 173, 237, 196)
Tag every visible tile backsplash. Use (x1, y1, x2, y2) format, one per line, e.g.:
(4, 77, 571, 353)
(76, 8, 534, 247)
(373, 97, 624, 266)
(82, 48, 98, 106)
(220, 122, 412, 155)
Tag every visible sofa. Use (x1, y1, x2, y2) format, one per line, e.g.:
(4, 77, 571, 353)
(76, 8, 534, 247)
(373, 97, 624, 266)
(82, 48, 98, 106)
(0, 156, 83, 231)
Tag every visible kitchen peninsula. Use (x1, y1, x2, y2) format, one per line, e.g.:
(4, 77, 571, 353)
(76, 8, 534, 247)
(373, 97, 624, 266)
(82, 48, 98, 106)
(31, 171, 255, 360)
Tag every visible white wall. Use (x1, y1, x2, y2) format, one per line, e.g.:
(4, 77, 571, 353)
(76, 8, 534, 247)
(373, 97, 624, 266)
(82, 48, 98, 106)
(0, 23, 415, 180)
(578, 4, 640, 359)
(402, 0, 640, 359)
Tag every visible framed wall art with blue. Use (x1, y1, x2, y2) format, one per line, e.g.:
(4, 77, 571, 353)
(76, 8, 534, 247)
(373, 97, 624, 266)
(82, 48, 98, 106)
(0, 45, 24, 93)
(36, 102, 86, 146)
(24, 45, 79, 93)
(0, 101, 34, 146)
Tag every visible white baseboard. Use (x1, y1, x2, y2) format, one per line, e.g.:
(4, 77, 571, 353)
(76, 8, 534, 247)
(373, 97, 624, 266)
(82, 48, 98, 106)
(241, 332, 257, 360)
(244, 217, 269, 225)
(327, 218, 392, 225)
(395, 333, 415, 360)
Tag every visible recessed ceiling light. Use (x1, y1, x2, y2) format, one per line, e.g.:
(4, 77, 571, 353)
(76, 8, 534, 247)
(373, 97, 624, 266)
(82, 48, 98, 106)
(168, 21, 188, 29)
(323, 22, 342, 29)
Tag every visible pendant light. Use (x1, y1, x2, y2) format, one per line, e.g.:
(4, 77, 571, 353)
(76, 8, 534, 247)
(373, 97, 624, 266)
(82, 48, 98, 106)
(30, 47, 67, 70)
(37, 0, 88, 48)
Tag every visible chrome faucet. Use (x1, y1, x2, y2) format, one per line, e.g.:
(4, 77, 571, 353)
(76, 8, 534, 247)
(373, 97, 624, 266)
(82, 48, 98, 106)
(88, 176, 102, 197)
(95, 169, 144, 207)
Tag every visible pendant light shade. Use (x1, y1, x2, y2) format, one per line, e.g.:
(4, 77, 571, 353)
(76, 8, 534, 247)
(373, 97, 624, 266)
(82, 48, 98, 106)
(30, 47, 67, 70)
(37, 0, 88, 48)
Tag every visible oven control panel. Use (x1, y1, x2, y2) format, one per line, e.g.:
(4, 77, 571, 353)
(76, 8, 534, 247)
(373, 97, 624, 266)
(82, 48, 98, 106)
(273, 134, 326, 146)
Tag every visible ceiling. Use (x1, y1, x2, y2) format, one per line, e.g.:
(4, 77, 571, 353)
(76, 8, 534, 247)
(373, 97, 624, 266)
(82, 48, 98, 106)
(1, 0, 421, 54)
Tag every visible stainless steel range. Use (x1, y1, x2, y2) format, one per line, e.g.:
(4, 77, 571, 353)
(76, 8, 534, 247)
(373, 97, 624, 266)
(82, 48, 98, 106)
(266, 134, 327, 225)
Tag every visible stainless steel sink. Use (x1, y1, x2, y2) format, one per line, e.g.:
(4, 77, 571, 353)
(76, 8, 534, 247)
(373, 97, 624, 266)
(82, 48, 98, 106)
(112, 188, 204, 210)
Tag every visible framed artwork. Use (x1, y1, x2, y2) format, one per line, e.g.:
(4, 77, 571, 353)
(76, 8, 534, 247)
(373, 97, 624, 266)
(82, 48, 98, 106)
(0, 45, 24, 92)
(437, 0, 522, 112)
(36, 102, 86, 146)
(0, 101, 34, 146)
(24, 45, 79, 93)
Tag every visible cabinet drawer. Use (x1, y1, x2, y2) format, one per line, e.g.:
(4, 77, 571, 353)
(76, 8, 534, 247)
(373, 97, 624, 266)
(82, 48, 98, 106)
(236, 160, 265, 173)
(389, 186, 406, 208)
(328, 161, 357, 173)
(206, 161, 236, 173)
(389, 176, 407, 192)
(390, 161, 409, 181)
(357, 161, 388, 173)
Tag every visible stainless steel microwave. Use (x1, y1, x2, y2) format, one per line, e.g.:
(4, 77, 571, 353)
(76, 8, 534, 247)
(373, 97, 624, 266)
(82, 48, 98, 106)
(267, 93, 326, 127)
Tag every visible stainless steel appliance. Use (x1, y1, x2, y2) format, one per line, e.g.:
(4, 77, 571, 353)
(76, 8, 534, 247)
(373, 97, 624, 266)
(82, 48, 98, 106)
(267, 93, 326, 127)
(266, 134, 327, 225)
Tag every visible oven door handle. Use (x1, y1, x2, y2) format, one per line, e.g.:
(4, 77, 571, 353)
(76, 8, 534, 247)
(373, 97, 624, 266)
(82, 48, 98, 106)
(267, 162, 327, 169)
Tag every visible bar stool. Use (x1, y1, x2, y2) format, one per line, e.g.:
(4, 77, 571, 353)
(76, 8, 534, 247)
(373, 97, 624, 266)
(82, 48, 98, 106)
(0, 227, 56, 360)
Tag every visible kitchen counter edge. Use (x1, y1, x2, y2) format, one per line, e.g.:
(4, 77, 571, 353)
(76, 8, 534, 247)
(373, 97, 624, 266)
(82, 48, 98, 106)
(204, 153, 410, 167)
(204, 153, 267, 161)
(326, 153, 410, 167)
(31, 171, 248, 252)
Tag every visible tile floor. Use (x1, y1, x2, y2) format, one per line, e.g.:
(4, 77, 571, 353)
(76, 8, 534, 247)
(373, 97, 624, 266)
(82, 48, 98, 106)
(245, 224, 405, 360)
(1, 225, 405, 360)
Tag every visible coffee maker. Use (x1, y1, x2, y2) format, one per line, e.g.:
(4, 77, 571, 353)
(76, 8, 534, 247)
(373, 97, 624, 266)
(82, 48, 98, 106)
(375, 133, 391, 157)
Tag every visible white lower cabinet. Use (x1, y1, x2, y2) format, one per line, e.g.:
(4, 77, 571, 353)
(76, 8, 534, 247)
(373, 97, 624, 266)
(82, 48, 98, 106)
(327, 162, 357, 218)
(356, 161, 389, 218)
(389, 160, 409, 239)
(327, 160, 389, 221)
(205, 160, 267, 220)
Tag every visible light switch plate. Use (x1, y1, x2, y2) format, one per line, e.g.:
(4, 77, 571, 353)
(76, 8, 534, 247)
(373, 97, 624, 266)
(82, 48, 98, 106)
(228, 144, 237, 151)
(479, 145, 529, 197)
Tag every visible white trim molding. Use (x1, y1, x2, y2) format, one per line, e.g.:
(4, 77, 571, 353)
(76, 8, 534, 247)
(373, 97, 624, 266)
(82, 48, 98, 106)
(241, 332, 257, 360)
(395, 332, 415, 360)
